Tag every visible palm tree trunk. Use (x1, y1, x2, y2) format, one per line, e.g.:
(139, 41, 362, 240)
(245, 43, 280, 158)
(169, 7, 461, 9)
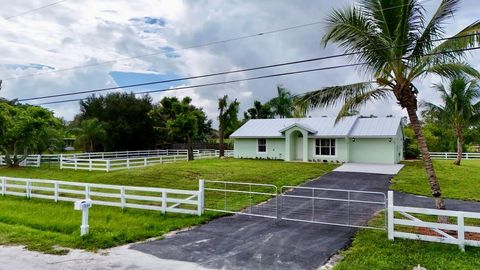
(454, 127, 463, 166)
(219, 127, 225, 158)
(406, 106, 446, 211)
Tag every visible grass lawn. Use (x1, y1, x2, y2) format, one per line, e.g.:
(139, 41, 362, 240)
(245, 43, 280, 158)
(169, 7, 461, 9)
(0, 158, 336, 253)
(334, 215, 480, 270)
(391, 159, 480, 201)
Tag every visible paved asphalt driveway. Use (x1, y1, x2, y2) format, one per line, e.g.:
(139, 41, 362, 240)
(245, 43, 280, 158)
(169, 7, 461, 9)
(132, 171, 392, 270)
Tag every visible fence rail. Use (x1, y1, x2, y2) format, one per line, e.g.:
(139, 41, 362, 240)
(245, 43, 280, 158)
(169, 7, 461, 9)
(0, 176, 203, 215)
(0, 155, 41, 167)
(387, 191, 480, 251)
(430, 152, 480, 160)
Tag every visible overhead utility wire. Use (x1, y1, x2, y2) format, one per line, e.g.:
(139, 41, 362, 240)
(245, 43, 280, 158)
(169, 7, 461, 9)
(3, 0, 68, 20)
(19, 32, 480, 102)
(3, 0, 432, 81)
(37, 45, 480, 106)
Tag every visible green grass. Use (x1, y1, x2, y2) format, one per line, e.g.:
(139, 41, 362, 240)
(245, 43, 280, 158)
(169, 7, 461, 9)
(334, 215, 480, 270)
(0, 159, 336, 253)
(391, 159, 480, 201)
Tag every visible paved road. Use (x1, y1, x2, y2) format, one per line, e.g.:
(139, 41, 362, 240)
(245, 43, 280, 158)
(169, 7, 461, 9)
(132, 172, 393, 270)
(394, 191, 480, 212)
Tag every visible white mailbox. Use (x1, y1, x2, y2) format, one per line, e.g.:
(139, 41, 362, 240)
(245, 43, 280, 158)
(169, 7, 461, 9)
(74, 199, 93, 236)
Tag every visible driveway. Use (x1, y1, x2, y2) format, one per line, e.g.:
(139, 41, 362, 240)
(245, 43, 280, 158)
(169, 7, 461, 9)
(131, 171, 393, 270)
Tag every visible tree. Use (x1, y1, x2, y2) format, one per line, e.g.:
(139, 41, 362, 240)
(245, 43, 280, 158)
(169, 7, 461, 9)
(150, 97, 212, 160)
(268, 85, 294, 118)
(218, 95, 240, 157)
(422, 77, 480, 165)
(0, 102, 62, 167)
(79, 93, 155, 151)
(296, 0, 480, 211)
(71, 118, 107, 152)
(243, 100, 274, 120)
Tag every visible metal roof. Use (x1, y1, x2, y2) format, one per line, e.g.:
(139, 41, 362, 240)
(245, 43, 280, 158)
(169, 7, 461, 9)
(230, 116, 401, 138)
(348, 117, 401, 137)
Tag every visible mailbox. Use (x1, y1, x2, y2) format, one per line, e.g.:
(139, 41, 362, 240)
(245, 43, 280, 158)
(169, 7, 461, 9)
(74, 199, 93, 236)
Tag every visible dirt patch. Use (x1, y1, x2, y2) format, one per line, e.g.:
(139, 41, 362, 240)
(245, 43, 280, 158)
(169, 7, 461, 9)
(417, 227, 480, 241)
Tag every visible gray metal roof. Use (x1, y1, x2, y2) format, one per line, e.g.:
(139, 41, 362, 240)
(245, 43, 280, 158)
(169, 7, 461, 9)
(348, 117, 401, 137)
(230, 116, 401, 138)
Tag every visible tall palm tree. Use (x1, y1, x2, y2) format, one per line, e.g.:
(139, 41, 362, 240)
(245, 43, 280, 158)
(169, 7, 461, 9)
(296, 0, 480, 210)
(72, 118, 107, 152)
(218, 95, 240, 157)
(423, 77, 480, 165)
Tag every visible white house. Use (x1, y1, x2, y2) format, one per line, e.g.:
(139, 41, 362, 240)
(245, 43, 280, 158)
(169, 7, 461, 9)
(230, 116, 404, 164)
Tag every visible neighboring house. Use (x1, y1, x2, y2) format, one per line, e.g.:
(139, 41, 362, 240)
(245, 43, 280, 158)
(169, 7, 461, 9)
(230, 116, 404, 164)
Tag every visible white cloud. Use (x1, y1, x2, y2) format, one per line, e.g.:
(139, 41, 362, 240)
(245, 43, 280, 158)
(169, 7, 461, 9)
(0, 0, 479, 127)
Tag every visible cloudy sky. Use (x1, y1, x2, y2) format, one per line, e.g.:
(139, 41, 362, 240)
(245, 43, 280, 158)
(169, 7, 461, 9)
(1, 0, 479, 127)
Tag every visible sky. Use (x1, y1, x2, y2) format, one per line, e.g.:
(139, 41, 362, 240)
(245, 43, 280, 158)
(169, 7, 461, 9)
(1, 0, 479, 127)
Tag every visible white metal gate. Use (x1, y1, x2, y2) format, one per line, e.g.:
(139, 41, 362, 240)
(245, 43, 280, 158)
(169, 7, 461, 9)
(279, 186, 387, 229)
(203, 180, 278, 219)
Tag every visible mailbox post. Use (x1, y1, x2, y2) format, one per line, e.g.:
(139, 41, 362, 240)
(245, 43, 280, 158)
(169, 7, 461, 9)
(74, 199, 92, 236)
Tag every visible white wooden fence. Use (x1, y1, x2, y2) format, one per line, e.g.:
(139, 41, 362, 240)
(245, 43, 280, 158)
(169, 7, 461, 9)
(0, 176, 204, 215)
(387, 191, 480, 251)
(60, 154, 189, 172)
(430, 152, 480, 160)
(0, 155, 41, 167)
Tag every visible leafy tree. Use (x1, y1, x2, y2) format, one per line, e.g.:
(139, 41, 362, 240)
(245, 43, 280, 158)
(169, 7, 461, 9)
(243, 100, 274, 120)
(218, 95, 240, 157)
(150, 97, 212, 160)
(0, 102, 62, 167)
(71, 118, 107, 152)
(422, 77, 480, 165)
(296, 0, 480, 211)
(79, 93, 155, 151)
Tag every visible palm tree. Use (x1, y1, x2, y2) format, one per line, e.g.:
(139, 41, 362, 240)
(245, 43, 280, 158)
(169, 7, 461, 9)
(296, 0, 480, 211)
(423, 77, 480, 165)
(218, 95, 240, 157)
(72, 118, 107, 152)
(268, 85, 294, 118)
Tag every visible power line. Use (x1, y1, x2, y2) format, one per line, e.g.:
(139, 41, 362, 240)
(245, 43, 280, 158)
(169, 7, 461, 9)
(37, 45, 480, 106)
(18, 32, 480, 102)
(3, 0, 433, 81)
(3, 0, 68, 20)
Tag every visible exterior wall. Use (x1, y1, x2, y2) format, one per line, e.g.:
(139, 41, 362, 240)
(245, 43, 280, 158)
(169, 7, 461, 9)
(349, 138, 396, 164)
(284, 127, 309, 162)
(308, 138, 349, 163)
(394, 126, 404, 163)
(233, 138, 285, 160)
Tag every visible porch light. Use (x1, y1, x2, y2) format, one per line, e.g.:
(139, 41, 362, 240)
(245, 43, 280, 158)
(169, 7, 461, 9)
(352, 138, 356, 142)
(389, 138, 392, 142)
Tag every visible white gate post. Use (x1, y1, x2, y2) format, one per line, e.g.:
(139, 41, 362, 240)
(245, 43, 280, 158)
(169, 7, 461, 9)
(388, 191, 394, 241)
(161, 191, 167, 214)
(198, 179, 205, 216)
(120, 186, 126, 209)
(60, 154, 63, 170)
(458, 212, 465, 251)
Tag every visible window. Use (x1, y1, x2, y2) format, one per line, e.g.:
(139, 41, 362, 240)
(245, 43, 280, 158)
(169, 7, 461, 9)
(258, 138, 267, 153)
(315, 139, 335, 156)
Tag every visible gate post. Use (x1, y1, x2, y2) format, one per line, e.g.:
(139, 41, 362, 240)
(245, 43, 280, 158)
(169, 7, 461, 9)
(198, 179, 205, 216)
(387, 191, 394, 240)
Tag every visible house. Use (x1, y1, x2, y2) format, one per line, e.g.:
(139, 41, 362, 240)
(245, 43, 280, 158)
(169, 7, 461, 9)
(230, 116, 404, 164)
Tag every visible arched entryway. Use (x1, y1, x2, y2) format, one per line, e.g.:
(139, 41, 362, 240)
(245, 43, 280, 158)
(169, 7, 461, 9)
(289, 130, 304, 161)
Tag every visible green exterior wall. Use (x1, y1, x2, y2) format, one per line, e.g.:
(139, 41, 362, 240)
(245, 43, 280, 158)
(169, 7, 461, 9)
(233, 125, 404, 164)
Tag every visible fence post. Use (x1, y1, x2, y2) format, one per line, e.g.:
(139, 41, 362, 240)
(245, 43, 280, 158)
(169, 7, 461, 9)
(74, 159, 78, 170)
(120, 186, 126, 209)
(60, 154, 63, 170)
(54, 182, 59, 202)
(126, 159, 130, 169)
(26, 179, 31, 198)
(85, 185, 90, 200)
(458, 212, 465, 252)
(388, 191, 394, 241)
(445, 153, 448, 159)
(162, 191, 167, 214)
(466, 153, 469, 159)
(1, 177, 5, 196)
(144, 157, 148, 167)
(106, 160, 110, 172)
(198, 180, 205, 216)
(89, 160, 92, 171)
